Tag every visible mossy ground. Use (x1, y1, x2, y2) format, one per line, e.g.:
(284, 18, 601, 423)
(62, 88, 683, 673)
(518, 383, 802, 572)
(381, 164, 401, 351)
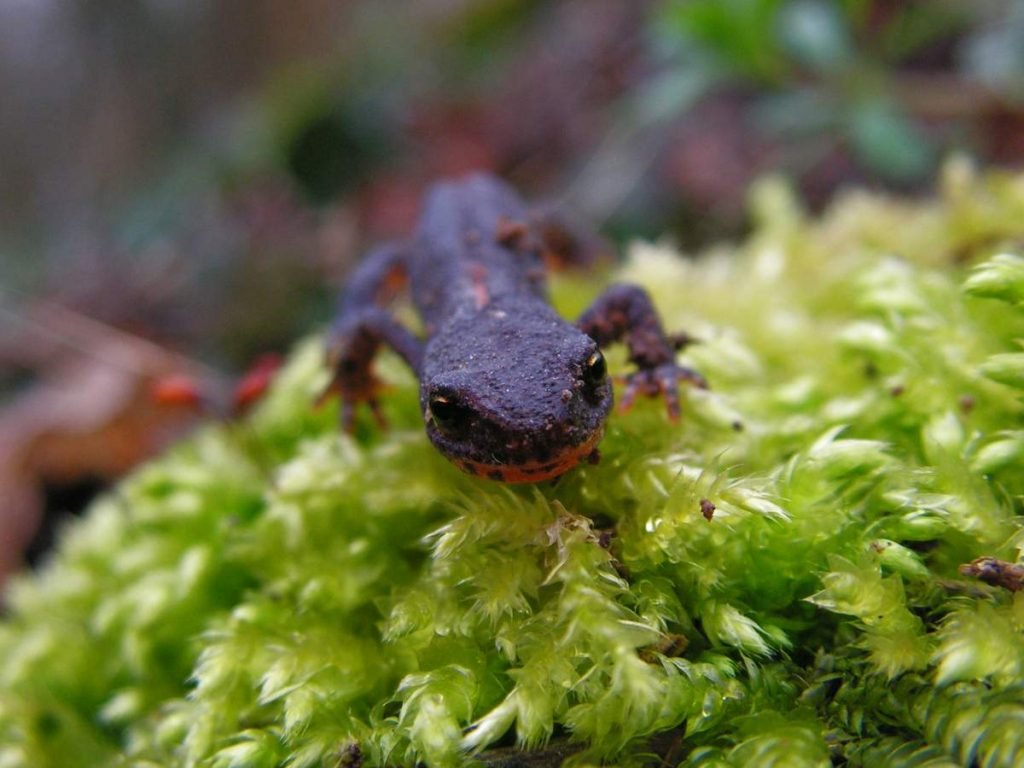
(3, 161, 1024, 767)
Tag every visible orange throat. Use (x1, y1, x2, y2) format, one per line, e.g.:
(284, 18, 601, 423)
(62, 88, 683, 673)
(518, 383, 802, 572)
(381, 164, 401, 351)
(452, 429, 603, 483)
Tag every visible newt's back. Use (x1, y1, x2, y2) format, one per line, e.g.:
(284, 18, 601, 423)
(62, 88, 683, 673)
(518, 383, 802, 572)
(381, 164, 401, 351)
(410, 174, 547, 327)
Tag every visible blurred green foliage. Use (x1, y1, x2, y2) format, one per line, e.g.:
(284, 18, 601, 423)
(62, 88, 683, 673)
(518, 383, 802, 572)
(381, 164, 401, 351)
(653, 0, 1022, 184)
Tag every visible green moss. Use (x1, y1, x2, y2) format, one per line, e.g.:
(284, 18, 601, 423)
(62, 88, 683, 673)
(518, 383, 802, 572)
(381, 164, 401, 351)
(3, 160, 1024, 767)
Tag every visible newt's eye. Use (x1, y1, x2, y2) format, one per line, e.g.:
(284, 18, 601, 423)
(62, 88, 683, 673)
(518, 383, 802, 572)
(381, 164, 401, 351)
(429, 393, 472, 432)
(583, 351, 607, 387)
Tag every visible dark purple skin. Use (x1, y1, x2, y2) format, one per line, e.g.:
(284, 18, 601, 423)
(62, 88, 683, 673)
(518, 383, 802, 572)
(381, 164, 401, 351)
(323, 173, 706, 482)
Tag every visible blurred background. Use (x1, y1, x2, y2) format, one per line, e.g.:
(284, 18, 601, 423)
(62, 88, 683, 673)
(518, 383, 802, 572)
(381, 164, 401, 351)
(2, 0, 1024, 582)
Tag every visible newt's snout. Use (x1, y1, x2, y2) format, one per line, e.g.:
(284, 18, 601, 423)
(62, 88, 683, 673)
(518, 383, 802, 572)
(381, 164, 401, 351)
(450, 428, 605, 483)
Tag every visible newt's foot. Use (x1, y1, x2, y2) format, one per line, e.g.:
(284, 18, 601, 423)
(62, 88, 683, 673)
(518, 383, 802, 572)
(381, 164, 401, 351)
(316, 359, 389, 433)
(617, 364, 708, 420)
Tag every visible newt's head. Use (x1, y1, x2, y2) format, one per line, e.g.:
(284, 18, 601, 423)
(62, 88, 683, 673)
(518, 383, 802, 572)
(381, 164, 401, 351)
(420, 312, 613, 482)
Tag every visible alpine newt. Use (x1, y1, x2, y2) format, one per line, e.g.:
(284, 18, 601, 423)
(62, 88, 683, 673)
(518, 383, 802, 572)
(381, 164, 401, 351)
(322, 173, 706, 482)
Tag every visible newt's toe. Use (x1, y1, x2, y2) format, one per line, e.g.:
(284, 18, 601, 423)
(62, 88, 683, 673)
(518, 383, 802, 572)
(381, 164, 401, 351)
(617, 363, 706, 420)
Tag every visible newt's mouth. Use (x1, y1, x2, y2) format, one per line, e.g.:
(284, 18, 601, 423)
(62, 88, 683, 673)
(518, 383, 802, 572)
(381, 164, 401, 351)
(450, 428, 604, 483)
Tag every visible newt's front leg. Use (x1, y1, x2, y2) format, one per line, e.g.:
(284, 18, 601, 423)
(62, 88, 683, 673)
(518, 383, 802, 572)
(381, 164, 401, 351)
(320, 244, 425, 432)
(577, 284, 707, 419)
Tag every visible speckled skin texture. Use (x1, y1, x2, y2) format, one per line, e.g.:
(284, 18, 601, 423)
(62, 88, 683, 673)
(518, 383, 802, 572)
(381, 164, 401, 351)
(325, 173, 703, 482)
